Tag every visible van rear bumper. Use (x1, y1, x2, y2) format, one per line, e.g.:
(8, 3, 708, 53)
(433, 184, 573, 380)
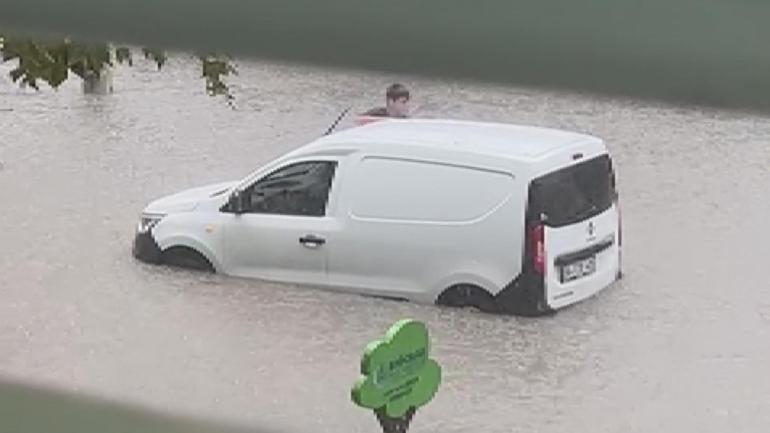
(494, 266, 620, 316)
(546, 264, 618, 310)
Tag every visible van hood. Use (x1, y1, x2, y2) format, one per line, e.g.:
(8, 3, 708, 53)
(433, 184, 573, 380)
(144, 181, 238, 214)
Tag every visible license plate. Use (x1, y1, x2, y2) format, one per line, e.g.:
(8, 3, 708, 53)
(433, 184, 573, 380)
(560, 256, 596, 283)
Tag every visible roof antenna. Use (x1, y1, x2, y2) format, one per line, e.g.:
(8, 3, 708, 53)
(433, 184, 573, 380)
(323, 106, 352, 136)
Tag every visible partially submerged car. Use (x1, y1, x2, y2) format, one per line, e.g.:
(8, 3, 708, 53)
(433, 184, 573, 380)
(133, 119, 621, 316)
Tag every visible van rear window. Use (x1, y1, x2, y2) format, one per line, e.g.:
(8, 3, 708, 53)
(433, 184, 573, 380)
(527, 155, 616, 227)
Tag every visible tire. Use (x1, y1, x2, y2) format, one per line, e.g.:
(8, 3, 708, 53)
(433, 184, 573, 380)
(160, 246, 215, 272)
(436, 284, 499, 313)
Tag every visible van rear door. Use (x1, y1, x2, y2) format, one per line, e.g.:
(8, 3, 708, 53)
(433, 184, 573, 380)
(526, 154, 620, 309)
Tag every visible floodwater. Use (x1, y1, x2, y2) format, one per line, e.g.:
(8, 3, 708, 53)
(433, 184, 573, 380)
(2, 56, 770, 433)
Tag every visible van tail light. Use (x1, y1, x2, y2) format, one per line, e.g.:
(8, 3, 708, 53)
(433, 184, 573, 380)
(531, 223, 546, 274)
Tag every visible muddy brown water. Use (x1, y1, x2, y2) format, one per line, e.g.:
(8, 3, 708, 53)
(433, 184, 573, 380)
(2, 57, 770, 433)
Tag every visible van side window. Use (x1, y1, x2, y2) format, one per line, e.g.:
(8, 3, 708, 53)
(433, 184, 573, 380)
(244, 161, 337, 217)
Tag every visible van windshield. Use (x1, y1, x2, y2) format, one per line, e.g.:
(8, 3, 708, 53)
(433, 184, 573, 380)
(527, 154, 616, 227)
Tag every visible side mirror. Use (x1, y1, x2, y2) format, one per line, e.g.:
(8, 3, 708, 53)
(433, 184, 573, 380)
(228, 190, 248, 214)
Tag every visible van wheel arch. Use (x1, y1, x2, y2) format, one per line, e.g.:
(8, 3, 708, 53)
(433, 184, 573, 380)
(160, 246, 215, 272)
(436, 284, 498, 313)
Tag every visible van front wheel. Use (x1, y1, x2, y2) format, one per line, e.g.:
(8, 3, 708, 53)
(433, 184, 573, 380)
(161, 246, 215, 272)
(437, 284, 498, 314)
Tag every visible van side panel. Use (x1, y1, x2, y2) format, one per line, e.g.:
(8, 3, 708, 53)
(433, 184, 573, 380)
(326, 155, 525, 302)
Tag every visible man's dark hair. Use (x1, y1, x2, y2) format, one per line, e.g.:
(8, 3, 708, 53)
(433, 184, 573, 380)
(386, 83, 410, 102)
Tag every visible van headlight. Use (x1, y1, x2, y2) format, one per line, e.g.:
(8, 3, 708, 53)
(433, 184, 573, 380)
(137, 213, 165, 234)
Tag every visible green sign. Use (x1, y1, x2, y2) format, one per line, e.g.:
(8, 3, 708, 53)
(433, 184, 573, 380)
(351, 319, 442, 419)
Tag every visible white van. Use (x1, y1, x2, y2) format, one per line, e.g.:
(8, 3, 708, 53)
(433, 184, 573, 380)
(133, 119, 621, 316)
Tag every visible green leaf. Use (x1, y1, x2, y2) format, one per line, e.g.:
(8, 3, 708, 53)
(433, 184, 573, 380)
(9, 66, 24, 82)
(57, 40, 110, 81)
(2, 34, 237, 104)
(48, 62, 69, 88)
(142, 48, 167, 69)
(199, 54, 237, 107)
(114, 47, 132, 66)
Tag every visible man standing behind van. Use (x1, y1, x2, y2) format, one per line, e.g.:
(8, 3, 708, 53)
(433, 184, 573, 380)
(362, 83, 411, 118)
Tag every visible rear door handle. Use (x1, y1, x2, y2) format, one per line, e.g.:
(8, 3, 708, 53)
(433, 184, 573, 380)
(554, 234, 615, 266)
(299, 234, 326, 248)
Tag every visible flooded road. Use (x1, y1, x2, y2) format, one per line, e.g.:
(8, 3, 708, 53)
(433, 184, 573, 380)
(2, 57, 770, 433)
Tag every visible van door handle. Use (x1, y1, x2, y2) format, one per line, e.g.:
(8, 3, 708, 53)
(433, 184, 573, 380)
(299, 234, 326, 248)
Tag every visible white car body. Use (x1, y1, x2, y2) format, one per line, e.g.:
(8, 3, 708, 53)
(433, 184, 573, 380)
(133, 119, 621, 315)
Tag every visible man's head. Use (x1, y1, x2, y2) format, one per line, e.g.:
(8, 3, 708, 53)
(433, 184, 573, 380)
(385, 83, 410, 118)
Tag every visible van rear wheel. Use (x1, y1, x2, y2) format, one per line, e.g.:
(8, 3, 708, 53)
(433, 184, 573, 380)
(161, 246, 214, 272)
(437, 284, 498, 313)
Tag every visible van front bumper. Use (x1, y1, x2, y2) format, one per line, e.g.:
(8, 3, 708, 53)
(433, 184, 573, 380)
(132, 230, 162, 264)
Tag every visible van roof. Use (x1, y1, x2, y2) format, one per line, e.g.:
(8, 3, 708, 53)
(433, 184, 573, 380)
(311, 118, 602, 159)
